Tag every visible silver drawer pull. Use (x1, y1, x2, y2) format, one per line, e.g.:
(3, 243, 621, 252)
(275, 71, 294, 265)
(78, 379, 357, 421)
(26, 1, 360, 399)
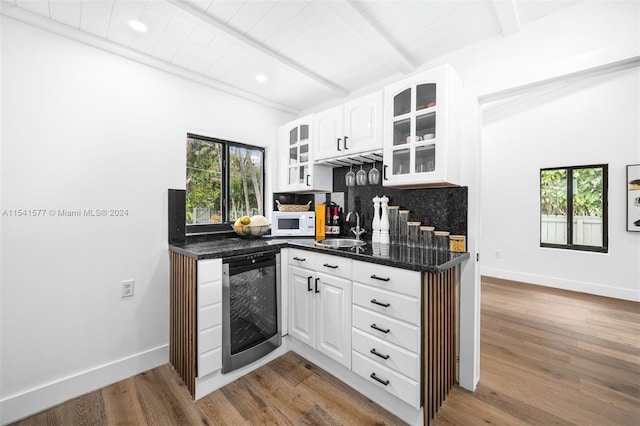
(293, 257, 306, 261)
(371, 299, 390, 308)
(323, 263, 338, 269)
(370, 348, 390, 360)
(371, 274, 390, 282)
(370, 323, 390, 334)
(370, 373, 389, 386)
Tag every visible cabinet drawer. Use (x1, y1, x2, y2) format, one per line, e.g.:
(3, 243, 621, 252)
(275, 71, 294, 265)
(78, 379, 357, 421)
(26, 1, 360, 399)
(352, 261, 420, 298)
(288, 248, 316, 270)
(353, 306, 420, 353)
(198, 280, 222, 308)
(198, 347, 221, 378)
(352, 351, 420, 409)
(353, 283, 420, 326)
(352, 328, 420, 380)
(198, 324, 222, 355)
(198, 303, 222, 331)
(198, 259, 222, 284)
(316, 252, 352, 280)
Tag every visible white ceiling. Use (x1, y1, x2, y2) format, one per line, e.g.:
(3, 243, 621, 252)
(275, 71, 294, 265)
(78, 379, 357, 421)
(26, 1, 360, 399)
(1, 0, 580, 114)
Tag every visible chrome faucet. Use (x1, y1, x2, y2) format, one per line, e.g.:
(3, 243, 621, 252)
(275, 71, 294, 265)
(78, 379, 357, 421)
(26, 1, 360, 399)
(346, 211, 366, 240)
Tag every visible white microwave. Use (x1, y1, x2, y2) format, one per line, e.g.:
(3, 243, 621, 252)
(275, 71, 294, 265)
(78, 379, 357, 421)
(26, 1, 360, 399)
(271, 211, 315, 237)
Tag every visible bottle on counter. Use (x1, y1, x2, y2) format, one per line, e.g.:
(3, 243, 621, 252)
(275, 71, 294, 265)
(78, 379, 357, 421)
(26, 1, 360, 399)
(420, 226, 435, 249)
(398, 210, 410, 245)
(380, 195, 390, 244)
(332, 206, 341, 236)
(407, 222, 421, 247)
(434, 231, 450, 251)
(387, 206, 399, 244)
(325, 205, 333, 236)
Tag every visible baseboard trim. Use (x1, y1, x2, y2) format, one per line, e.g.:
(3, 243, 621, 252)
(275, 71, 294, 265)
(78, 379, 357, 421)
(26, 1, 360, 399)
(480, 267, 640, 302)
(0, 345, 169, 425)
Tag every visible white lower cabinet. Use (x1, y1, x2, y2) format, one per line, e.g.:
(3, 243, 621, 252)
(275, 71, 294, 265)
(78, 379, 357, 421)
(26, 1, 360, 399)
(288, 249, 352, 368)
(288, 252, 423, 410)
(351, 260, 422, 409)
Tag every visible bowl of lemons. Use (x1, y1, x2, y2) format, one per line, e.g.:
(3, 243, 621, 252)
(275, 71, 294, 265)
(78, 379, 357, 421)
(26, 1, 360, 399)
(232, 215, 270, 238)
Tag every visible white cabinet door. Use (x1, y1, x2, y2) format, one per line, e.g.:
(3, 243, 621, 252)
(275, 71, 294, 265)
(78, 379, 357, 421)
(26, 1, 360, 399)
(314, 90, 383, 162)
(288, 266, 315, 347)
(314, 105, 344, 160)
(315, 272, 352, 368)
(382, 64, 462, 187)
(343, 90, 383, 155)
(278, 115, 332, 192)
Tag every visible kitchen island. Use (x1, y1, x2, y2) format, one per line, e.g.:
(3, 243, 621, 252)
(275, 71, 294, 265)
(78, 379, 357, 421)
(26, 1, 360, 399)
(169, 237, 469, 425)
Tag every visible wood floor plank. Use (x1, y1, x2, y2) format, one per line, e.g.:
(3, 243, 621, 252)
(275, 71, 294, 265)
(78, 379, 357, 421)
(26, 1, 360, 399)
(196, 390, 247, 426)
(102, 379, 146, 425)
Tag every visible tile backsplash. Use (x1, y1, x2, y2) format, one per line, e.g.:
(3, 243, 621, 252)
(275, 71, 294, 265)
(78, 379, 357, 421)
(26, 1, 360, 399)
(332, 165, 467, 239)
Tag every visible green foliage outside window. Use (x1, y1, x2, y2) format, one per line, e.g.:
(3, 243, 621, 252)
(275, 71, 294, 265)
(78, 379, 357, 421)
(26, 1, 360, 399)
(541, 167, 603, 217)
(186, 136, 263, 226)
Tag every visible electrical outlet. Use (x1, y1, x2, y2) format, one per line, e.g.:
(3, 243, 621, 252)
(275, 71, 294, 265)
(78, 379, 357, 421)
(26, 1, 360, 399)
(495, 250, 502, 259)
(121, 280, 134, 298)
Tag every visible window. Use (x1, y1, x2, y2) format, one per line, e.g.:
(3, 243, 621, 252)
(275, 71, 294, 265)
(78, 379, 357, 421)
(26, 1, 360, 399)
(540, 164, 608, 252)
(186, 134, 264, 234)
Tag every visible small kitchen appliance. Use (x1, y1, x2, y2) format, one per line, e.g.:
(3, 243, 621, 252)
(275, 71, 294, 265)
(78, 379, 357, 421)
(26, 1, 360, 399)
(271, 211, 315, 236)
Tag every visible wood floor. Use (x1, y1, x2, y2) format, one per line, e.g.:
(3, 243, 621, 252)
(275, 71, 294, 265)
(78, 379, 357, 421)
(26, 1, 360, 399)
(12, 277, 640, 426)
(434, 277, 640, 426)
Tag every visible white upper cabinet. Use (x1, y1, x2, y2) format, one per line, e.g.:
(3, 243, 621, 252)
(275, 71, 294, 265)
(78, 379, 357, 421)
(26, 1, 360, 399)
(382, 64, 464, 187)
(278, 114, 332, 192)
(314, 90, 383, 161)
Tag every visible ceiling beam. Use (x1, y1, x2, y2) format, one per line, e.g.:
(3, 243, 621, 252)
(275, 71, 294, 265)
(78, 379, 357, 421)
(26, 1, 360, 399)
(165, 0, 347, 98)
(491, 0, 521, 36)
(323, 1, 415, 75)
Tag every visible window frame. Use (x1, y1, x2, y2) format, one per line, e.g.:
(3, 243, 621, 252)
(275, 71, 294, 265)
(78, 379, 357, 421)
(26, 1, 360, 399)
(540, 164, 608, 253)
(186, 133, 265, 236)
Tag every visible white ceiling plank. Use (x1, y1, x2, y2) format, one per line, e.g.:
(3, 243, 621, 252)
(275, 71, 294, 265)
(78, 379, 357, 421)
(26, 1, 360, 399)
(203, 0, 243, 24)
(491, 0, 520, 36)
(152, 14, 196, 61)
(170, 26, 214, 68)
(246, 0, 308, 44)
(49, 0, 82, 28)
(15, 0, 49, 18)
(205, 47, 248, 80)
(224, 0, 276, 34)
(80, 0, 113, 38)
(106, 0, 148, 47)
(129, 1, 173, 54)
(323, 0, 415, 74)
(164, 0, 347, 97)
(189, 35, 234, 73)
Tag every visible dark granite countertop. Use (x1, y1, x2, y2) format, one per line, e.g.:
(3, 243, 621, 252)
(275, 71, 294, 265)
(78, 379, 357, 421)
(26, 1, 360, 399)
(169, 237, 469, 273)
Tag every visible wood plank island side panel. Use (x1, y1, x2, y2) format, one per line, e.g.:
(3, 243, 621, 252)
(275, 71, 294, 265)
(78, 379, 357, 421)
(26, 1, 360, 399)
(423, 266, 458, 425)
(169, 252, 197, 397)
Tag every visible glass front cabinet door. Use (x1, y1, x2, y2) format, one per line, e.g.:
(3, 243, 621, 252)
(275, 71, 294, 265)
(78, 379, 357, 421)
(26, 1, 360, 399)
(278, 115, 332, 192)
(382, 64, 463, 187)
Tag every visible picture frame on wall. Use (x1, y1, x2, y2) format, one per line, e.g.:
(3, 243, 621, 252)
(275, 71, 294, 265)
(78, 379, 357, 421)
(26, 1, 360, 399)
(627, 164, 640, 232)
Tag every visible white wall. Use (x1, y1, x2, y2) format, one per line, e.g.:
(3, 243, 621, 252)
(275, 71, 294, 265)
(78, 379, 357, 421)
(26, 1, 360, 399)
(480, 67, 640, 301)
(0, 17, 292, 424)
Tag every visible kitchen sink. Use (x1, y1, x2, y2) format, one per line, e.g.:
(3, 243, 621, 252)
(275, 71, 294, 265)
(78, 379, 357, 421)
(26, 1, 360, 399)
(315, 238, 366, 248)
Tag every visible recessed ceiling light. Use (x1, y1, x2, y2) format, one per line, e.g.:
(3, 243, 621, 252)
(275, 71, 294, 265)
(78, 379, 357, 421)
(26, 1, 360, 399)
(255, 74, 268, 83)
(128, 20, 148, 33)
